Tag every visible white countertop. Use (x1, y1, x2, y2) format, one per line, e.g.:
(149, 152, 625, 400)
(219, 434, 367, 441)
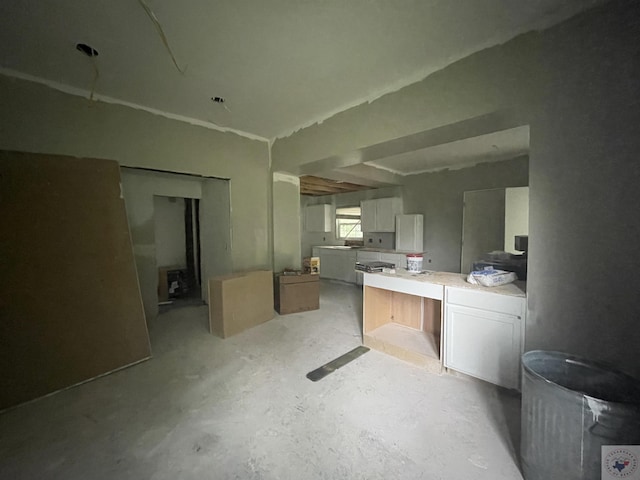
(364, 268, 526, 297)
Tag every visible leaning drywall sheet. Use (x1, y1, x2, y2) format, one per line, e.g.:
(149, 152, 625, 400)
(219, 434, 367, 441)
(0, 151, 151, 410)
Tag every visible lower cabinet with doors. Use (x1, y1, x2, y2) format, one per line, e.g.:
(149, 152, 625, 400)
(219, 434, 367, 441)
(312, 247, 357, 283)
(443, 286, 525, 389)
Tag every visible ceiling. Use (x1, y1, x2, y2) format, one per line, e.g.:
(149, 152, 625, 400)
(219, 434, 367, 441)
(0, 0, 603, 141)
(300, 175, 371, 196)
(300, 125, 530, 194)
(366, 125, 530, 176)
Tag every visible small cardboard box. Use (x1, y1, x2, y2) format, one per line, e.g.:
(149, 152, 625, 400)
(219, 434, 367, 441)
(303, 256, 320, 275)
(274, 273, 320, 315)
(208, 270, 274, 338)
(158, 265, 187, 302)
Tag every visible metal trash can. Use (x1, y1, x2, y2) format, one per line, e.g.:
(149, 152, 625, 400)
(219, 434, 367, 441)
(521, 350, 640, 480)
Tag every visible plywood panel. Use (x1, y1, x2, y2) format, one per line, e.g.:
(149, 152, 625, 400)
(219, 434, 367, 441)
(390, 291, 422, 329)
(363, 286, 393, 333)
(0, 151, 151, 410)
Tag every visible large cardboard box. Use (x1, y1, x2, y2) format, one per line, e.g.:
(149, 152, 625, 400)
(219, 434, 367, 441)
(208, 270, 274, 338)
(274, 273, 320, 315)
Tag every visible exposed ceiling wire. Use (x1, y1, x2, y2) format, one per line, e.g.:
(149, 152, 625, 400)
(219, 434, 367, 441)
(212, 96, 232, 113)
(137, 0, 185, 74)
(89, 55, 99, 101)
(75, 43, 100, 102)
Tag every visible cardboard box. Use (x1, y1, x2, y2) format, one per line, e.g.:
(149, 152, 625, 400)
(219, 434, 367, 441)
(274, 273, 320, 315)
(303, 256, 320, 275)
(158, 266, 187, 302)
(208, 270, 274, 338)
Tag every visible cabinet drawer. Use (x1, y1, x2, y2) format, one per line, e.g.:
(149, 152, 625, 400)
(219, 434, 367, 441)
(446, 287, 524, 317)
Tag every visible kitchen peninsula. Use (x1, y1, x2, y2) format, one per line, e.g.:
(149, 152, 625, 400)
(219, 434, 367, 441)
(363, 269, 526, 389)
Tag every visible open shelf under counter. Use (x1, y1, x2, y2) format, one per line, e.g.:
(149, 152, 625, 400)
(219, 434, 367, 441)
(363, 282, 443, 373)
(364, 323, 441, 373)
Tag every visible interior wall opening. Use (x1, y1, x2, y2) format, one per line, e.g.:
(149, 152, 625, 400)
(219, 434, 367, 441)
(154, 195, 203, 310)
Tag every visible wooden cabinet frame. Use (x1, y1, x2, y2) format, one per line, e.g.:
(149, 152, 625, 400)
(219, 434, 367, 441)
(363, 284, 443, 373)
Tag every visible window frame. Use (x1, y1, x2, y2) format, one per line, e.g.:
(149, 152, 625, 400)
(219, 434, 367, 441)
(335, 206, 363, 240)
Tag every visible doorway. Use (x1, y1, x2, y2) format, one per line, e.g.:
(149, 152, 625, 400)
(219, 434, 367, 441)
(154, 195, 202, 308)
(461, 187, 529, 274)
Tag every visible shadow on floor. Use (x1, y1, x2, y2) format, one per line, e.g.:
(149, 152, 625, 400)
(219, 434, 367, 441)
(481, 382, 523, 472)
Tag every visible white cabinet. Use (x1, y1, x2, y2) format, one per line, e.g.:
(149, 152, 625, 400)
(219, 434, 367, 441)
(361, 197, 403, 232)
(313, 247, 357, 283)
(305, 204, 331, 232)
(444, 287, 525, 389)
(379, 252, 407, 269)
(395, 214, 423, 252)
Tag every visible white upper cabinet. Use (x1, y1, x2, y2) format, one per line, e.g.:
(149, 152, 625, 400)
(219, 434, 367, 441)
(305, 204, 332, 232)
(395, 214, 424, 252)
(361, 197, 403, 232)
(360, 199, 377, 232)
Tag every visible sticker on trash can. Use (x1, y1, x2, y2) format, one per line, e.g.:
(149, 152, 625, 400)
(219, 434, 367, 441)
(602, 446, 640, 479)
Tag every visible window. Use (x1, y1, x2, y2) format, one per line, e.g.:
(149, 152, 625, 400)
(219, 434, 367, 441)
(335, 206, 363, 239)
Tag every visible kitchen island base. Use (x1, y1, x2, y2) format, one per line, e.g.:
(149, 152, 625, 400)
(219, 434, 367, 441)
(363, 285, 442, 373)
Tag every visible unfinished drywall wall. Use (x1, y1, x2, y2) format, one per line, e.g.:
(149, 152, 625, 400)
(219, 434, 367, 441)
(273, 172, 302, 272)
(0, 74, 271, 276)
(402, 158, 528, 273)
(154, 196, 187, 268)
(200, 177, 233, 302)
(0, 151, 151, 410)
(273, 0, 640, 377)
(504, 187, 529, 253)
(461, 189, 506, 274)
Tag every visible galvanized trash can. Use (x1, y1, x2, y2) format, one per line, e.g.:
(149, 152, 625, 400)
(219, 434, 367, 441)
(521, 350, 640, 480)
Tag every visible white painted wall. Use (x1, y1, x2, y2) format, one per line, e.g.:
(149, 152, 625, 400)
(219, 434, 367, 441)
(504, 187, 529, 253)
(153, 196, 187, 268)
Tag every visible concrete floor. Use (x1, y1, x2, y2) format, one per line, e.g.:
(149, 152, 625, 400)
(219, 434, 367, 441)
(0, 281, 523, 479)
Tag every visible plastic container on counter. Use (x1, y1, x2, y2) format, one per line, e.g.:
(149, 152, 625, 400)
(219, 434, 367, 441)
(406, 253, 423, 272)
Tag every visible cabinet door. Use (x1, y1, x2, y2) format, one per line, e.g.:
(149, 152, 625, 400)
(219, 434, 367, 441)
(396, 214, 423, 252)
(379, 252, 406, 269)
(360, 200, 376, 232)
(445, 304, 521, 389)
(375, 197, 397, 232)
(341, 251, 358, 283)
(319, 251, 344, 280)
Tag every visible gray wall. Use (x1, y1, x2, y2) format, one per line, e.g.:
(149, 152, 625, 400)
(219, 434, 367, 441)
(403, 157, 529, 273)
(273, 0, 640, 378)
(153, 196, 188, 268)
(121, 169, 204, 319)
(0, 74, 272, 276)
(273, 172, 302, 272)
